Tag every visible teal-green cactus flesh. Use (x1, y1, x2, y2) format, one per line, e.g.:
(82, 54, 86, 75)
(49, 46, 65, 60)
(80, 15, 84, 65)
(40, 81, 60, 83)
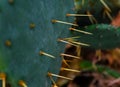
(75, 24, 120, 49)
(0, 0, 74, 87)
(80, 60, 120, 78)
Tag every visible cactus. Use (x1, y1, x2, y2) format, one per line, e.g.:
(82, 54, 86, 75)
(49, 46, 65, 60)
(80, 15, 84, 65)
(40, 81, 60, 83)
(72, 24, 120, 49)
(70, 0, 120, 49)
(72, 0, 120, 79)
(80, 60, 120, 78)
(0, 0, 75, 87)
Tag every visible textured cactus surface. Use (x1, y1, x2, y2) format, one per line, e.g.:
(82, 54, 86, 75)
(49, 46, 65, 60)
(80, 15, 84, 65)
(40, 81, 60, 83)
(0, 0, 74, 87)
(75, 24, 120, 49)
(80, 60, 120, 78)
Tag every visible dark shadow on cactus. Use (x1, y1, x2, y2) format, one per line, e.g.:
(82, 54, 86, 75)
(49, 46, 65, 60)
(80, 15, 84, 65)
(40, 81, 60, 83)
(75, 0, 120, 27)
(6, 83, 11, 87)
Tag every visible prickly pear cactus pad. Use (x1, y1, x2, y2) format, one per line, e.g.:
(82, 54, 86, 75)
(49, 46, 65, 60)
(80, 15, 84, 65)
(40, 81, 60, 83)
(0, 0, 74, 87)
(75, 24, 120, 49)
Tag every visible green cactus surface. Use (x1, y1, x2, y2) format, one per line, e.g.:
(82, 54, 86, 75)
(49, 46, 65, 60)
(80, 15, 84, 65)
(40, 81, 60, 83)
(72, 24, 120, 49)
(0, 0, 74, 87)
(80, 60, 120, 78)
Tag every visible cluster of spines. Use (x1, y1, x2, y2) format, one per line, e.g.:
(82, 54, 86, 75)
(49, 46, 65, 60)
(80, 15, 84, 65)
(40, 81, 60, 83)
(74, 0, 114, 24)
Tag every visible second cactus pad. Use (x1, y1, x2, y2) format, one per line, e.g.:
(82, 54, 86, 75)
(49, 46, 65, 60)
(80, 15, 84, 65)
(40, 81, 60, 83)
(76, 24, 120, 49)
